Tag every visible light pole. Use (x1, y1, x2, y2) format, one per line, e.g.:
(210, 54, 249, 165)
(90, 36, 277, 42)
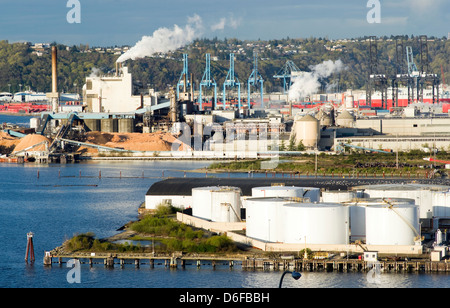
(278, 271, 301, 288)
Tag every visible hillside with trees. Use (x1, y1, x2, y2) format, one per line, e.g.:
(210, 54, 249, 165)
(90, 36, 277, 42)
(0, 36, 449, 95)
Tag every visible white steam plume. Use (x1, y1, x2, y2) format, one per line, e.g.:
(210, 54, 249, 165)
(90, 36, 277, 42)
(211, 16, 241, 31)
(288, 60, 344, 101)
(116, 15, 203, 63)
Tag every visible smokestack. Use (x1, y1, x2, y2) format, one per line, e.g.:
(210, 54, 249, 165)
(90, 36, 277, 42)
(52, 46, 57, 93)
(170, 88, 177, 123)
(51, 46, 59, 113)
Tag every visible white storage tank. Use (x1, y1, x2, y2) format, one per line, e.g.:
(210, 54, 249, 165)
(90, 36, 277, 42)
(30, 117, 41, 130)
(291, 114, 320, 148)
(322, 190, 356, 203)
(349, 201, 367, 242)
(347, 198, 415, 242)
(355, 184, 450, 219)
(303, 187, 321, 202)
(245, 197, 298, 243)
(365, 198, 420, 246)
(282, 202, 349, 245)
(432, 190, 450, 217)
(191, 186, 242, 222)
(251, 186, 303, 198)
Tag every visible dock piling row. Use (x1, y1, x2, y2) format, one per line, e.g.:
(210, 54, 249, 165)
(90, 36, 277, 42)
(42, 254, 450, 273)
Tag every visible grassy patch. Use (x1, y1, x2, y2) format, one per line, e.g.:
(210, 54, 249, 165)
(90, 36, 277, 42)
(64, 206, 238, 254)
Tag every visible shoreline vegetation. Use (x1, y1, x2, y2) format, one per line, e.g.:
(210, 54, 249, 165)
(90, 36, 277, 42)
(206, 151, 450, 176)
(54, 205, 253, 258)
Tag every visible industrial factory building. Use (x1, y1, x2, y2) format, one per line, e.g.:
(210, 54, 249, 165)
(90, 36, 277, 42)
(83, 65, 159, 114)
(145, 178, 450, 256)
(21, 37, 449, 160)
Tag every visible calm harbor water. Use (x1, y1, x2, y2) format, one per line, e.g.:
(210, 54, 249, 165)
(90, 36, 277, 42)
(0, 115, 449, 289)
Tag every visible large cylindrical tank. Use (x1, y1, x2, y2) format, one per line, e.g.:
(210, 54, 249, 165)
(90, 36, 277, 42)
(245, 197, 297, 243)
(291, 114, 320, 148)
(191, 186, 241, 222)
(303, 187, 320, 202)
(365, 199, 419, 246)
(335, 110, 355, 128)
(282, 202, 349, 245)
(347, 198, 415, 242)
(30, 117, 41, 130)
(432, 190, 450, 217)
(322, 190, 356, 203)
(251, 186, 303, 198)
(355, 184, 450, 219)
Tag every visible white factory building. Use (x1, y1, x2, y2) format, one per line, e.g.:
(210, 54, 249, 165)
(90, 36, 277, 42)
(83, 66, 156, 113)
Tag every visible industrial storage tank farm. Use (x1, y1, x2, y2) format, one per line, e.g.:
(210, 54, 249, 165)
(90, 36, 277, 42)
(354, 183, 450, 219)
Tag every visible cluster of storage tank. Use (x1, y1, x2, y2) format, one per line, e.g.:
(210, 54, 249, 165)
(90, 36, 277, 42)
(354, 183, 450, 220)
(189, 183, 450, 247)
(245, 186, 422, 246)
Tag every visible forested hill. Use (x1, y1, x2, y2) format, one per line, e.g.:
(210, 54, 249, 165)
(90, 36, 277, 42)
(0, 36, 449, 95)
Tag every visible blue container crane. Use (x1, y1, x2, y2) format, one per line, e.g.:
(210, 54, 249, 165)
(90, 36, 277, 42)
(247, 51, 264, 109)
(223, 53, 241, 110)
(176, 54, 191, 100)
(273, 60, 301, 93)
(199, 53, 217, 111)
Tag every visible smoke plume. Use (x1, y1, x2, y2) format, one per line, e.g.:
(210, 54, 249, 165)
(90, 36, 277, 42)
(116, 15, 203, 63)
(288, 60, 344, 101)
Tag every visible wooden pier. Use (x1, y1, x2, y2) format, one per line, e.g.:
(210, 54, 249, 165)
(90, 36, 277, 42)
(241, 258, 450, 273)
(43, 253, 450, 273)
(43, 252, 243, 270)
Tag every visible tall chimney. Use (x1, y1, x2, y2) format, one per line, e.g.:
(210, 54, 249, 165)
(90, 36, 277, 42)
(52, 46, 57, 94)
(51, 46, 59, 112)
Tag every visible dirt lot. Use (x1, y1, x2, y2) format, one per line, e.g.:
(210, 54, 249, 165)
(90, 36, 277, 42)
(78, 131, 190, 154)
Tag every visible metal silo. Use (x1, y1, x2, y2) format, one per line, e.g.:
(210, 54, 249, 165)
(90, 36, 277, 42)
(251, 186, 304, 198)
(282, 202, 349, 245)
(365, 198, 420, 246)
(355, 184, 450, 219)
(191, 186, 242, 222)
(322, 190, 356, 203)
(245, 197, 298, 243)
(291, 114, 320, 149)
(432, 190, 450, 217)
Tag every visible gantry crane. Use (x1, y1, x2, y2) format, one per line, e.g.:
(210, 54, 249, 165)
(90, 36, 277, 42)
(176, 53, 191, 100)
(366, 36, 388, 109)
(273, 60, 301, 93)
(198, 53, 217, 111)
(223, 53, 241, 110)
(247, 51, 264, 109)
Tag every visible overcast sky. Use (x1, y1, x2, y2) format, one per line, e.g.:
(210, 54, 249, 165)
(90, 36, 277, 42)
(1, 0, 449, 46)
